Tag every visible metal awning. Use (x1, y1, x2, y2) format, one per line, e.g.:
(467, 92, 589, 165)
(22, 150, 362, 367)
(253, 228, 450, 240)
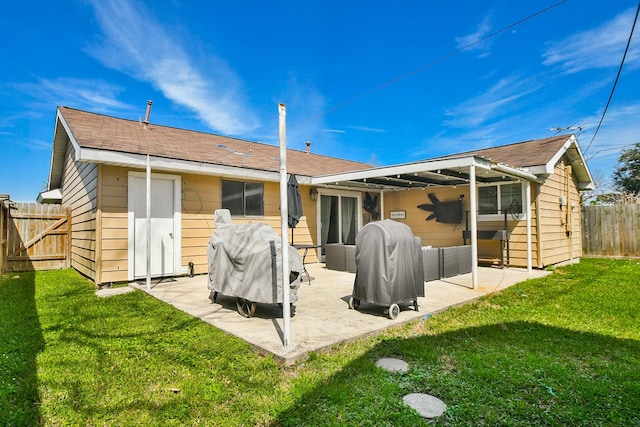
(310, 155, 538, 289)
(310, 155, 540, 191)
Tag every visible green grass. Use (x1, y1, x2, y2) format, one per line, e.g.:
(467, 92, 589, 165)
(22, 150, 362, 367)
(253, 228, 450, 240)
(1, 258, 639, 426)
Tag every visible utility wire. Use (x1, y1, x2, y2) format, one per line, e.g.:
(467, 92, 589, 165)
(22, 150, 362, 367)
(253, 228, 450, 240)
(289, 0, 569, 129)
(585, 0, 640, 154)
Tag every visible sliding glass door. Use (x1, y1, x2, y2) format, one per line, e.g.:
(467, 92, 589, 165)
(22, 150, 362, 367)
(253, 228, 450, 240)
(319, 191, 360, 258)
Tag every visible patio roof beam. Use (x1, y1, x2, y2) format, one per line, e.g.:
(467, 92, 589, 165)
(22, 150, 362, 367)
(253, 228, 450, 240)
(353, 177, 414, 188)
(311, 157, 478, 186)
(435, 168, 510, 184)
(397, 173, 448, 186)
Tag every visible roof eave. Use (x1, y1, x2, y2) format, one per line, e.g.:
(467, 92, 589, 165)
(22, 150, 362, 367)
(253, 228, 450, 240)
(48, 108, 83, 189)
(77, 147, 310, 184)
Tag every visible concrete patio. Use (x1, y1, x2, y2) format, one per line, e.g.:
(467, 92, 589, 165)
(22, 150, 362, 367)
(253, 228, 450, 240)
(128, 263, 551, 364)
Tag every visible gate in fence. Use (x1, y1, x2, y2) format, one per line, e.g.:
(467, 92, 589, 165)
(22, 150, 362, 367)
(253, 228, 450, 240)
(1, 202, 70, 272)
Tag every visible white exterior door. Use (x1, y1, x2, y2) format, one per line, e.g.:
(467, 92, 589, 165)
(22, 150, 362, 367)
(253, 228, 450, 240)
(129, 173, 181, 279)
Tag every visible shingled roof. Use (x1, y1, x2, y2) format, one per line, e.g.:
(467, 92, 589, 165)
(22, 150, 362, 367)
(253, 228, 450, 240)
(56, 106, 370, 178)
(50, 107, 593, 192)
(439, 135, 575, 169)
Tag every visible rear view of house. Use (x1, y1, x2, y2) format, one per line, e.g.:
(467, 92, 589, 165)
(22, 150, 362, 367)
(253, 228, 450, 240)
(43, 106, 593, 286)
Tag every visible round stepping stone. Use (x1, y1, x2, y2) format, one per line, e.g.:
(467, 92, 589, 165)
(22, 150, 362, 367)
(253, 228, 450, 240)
(403, 393, 447, 418)
(376, 357, 409, 373)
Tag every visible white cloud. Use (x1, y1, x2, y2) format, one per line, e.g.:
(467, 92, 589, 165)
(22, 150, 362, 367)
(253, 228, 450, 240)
(443, 74, 541, 128)
(542, 8, 640, 73)
(455, 14, 494, 58)
(349, 125, 386, 133)
(43, 78, 129, 111)
(85, 0, 260, 135)
(265, 75, 334, 152)
(15, 78, 130, 113)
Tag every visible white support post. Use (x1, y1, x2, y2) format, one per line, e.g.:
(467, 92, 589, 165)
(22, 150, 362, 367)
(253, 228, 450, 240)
(525, 181, 532, 272)
(146, 154, 151, 291)
(469, 164, 478, 289)
(278, 103, 291, 348)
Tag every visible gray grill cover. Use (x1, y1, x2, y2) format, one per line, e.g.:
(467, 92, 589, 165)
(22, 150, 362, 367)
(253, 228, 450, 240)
(352, 220, 424, 306)
(207, 210, 302, 304)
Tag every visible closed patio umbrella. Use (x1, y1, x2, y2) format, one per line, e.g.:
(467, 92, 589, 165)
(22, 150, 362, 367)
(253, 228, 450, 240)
(287, 174, 303, 244)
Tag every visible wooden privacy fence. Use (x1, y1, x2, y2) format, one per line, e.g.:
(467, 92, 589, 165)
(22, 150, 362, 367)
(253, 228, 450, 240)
(582, 204, 640, 257)
(2, 203, 70, 272)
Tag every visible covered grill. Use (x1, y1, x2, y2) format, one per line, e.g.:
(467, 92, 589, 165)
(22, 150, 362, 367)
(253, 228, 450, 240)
(349, 219, 424, 319)
(207, 209, 303, 317)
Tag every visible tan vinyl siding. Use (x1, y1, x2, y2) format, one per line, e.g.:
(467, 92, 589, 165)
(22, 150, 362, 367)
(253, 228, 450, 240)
(61, 139, 98, 280)
(384, 186, 467, 248)
(99, 165, 129, 284)
(181, 177, 320, 275)
(383, 184, 541, 268)
(537, 160, 582, 266)
(181, 173, 218, 275)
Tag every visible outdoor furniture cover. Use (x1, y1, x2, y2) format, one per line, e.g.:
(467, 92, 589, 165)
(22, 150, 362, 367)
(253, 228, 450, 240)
(351, 219, 424, 317)
(207, 209, 303, 307)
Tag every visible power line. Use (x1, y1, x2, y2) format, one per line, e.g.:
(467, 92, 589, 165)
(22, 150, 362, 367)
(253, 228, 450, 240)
(584, 0, 640, 154)
(290, 0, 569, 128)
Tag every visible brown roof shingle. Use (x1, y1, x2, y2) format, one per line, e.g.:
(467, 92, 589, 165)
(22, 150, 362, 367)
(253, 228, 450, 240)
(439, 135, 571, 169)
(59, 106, 371, 177)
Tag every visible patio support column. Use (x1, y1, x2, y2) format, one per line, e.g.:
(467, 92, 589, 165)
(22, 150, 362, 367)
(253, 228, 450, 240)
(278, 103, 291, 348)
(146, 154, 151, 291)
(525, 180, 532, 272)
(469, 164, 478, 289)
(380, 190, 385, 220)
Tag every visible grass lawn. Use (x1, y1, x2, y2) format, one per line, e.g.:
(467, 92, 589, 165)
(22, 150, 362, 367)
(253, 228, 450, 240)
(1, 258, 639, 426)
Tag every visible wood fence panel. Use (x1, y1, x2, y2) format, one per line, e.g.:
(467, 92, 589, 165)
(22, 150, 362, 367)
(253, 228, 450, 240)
(4, 203, 70, 272)
(582, 205, 640, 257)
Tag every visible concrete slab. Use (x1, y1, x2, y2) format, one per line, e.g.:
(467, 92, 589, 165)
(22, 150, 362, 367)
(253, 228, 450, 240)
(130, 264, 550, 364)
(403, 393, 447, 418)
(96, 285, 135, 298)
(377, 358, 409, 373)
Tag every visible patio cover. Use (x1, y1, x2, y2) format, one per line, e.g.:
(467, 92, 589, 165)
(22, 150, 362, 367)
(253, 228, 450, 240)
(310, 155, 540, 288)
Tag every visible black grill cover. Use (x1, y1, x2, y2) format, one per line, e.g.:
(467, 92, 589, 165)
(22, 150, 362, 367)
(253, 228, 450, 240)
(352, 220, 424, 306)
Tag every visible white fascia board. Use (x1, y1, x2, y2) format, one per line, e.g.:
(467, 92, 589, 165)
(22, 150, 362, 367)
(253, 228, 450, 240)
(542, 134, 574, 174)
(56, 109, 82, 161)
(78, 147, 288, 183)
(311, 157, 479, 185)
(48, 110, 82, 189)
(537, 134, 595, 189)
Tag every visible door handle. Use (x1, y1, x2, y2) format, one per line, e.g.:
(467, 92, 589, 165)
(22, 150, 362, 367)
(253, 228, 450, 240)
(169, 233, 174, 238)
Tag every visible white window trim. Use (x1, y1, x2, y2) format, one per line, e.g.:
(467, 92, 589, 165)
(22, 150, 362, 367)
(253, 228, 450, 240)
(477, 181, 527, 222)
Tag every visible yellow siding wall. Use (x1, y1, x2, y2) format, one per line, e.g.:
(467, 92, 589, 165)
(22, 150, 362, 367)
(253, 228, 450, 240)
(384, 187, 467, 248)
(99, 165, 129, 284)
(90, 160, 581, 283)
(95, 169, 321, 282)
(382, 184, 542, 268)
(61, 139, 98, 281)
(537, 160, 582, 266)
(182, 178, 320, 275)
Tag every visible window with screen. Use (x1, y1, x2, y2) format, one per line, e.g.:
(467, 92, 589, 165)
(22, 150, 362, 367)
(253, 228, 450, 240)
(221, 180, 264, 216)
(478, 182, 522, 216)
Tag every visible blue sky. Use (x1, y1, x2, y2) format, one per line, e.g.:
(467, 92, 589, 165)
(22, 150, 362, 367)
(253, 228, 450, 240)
(1, 0, 639, 202)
